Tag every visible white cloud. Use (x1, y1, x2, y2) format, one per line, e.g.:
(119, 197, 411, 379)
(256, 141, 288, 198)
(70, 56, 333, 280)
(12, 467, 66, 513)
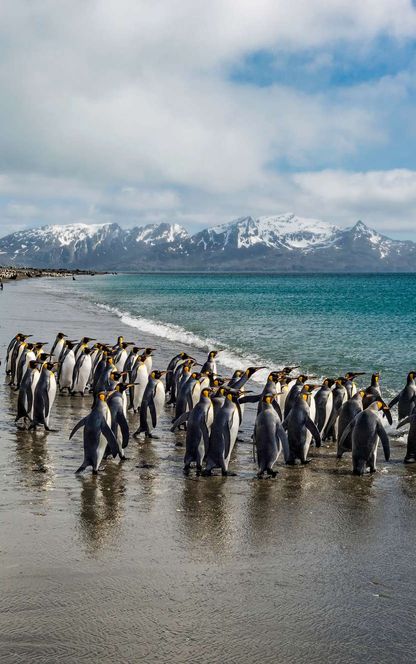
(0, 1, 416, 239)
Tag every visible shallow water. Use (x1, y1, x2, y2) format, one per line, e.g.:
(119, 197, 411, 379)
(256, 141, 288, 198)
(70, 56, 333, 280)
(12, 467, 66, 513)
(49, 272, 416, 394)
(0, 277, 416, 663)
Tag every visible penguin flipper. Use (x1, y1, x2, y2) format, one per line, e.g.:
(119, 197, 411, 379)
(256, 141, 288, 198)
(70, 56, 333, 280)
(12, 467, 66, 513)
(223, 425, 231, 460)
(272, 399, 282, 420)
(377, 421, 390, 461)
(306, 417, 321, 447)
(171, 411, 189, 431)
(27, 388, 33, 418)
(117, 412, 130, 448)
(149, 397, 157, 428)
(101, 420, 119, 457)
(388, 392, 401, 409)
(239, 394, 261, 404)
(201, 420, 210, 450)
(397, 414, 416, 429)
(338, 420, 354, 449)
(69, 416, 88, 439)
(276, 422, 290, 462)
(44, 391, 50, 419)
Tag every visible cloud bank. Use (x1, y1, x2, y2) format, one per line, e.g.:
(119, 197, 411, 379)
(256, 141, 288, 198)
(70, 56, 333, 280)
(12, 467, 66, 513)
(1, 1, 416, 238)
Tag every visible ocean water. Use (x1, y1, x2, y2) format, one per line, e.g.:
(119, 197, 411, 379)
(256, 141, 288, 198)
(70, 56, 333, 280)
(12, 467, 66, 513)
(51, 272, 416, 396)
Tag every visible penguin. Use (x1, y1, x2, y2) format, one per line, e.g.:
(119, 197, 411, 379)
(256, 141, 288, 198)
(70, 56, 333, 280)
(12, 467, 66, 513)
(313, 379, 335, 435)
(199, 370, 213, 392)
(28, 362, 57, 431)
(143, 347, 155, 374)
(343, 372, 366, 399)
(283, 375, 311, 419)
(166, 352, 190, 396)
(106, 387, 130, 459)
(201, 350, 219, 376)
(397, 412, 416, 463)
(59, 340, 76, 393)
(114, 341, 134, 372)
(7, 333, 32, 378)
(336, 390, 366, 458)
(174, 371, 201, 424)
(113, 335, 124, 351)
(338, 400, 391, 475)
(74, 336, 96, 361)
(362, 372, 382, 409)
(254, 394, 289, 478)
(282, 387, 321, 464)
(133, 370, 166, 438)
(257, 372, 284, 418)
(71, 347, 93, 395)
(172, 388, 214, 475)
(50, 332, 67, 363)
(93, 356, 116, 395)
(11, 338, 29, 387)
(69, 393, 119, 474)
(388, 372, 416, 421)
(228, 366, 265, 390)
(211, 385, 228, 417)
(203, 391, 241, 476)
(129, 353, 148, 412)
(123, 345, 141, 379)
(15, 360, 40, 426)
(15, 342, 36, 388)
(322, 378, 348, 442)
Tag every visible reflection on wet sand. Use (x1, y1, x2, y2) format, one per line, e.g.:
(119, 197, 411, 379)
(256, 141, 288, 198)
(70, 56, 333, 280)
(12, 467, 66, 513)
(77, 465, 126, 554)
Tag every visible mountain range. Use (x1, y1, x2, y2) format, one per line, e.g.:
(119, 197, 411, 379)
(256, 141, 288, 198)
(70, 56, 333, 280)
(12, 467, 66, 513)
(0, 213, 415, 272)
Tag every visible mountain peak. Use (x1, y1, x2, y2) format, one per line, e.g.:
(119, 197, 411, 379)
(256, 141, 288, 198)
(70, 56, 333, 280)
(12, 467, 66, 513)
(1, 214, 415, 272)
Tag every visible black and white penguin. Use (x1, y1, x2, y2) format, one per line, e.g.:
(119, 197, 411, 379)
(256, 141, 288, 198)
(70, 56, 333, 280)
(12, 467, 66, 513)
(254, 394, 289, 478)
(70, 393, 118, 474)
(338, 400, 391, 475)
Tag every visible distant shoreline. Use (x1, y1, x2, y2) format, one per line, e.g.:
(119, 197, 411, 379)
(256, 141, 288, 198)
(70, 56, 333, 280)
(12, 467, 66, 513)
(0, 266, 111, 282)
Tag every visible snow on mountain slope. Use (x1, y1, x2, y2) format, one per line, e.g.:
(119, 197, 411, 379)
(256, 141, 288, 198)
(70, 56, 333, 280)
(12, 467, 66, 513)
(0, 215, 415, 271)
(193, 213, 341, 251)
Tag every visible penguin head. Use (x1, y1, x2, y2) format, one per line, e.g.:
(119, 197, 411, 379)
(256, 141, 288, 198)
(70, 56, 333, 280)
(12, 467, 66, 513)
(345, 371, 365, 380)
(245, 366, 266, 377)
(359, 389, 366, 398)
(209, 350, 219, 358)
(110, 371, 122, 381)
(98, 392, 107, 402)
(151, 370, 166, 380)
(28, 360, 39, 369)
(322, 378, 335, 387)
(297, 374, 309, 384)
(201, 388, 212, 398)
(372, 372, 380, 385)
(191, 372, 200, 379)
(262, 394, 274, 405)
(282, 365, 300, 374)
(376, 399, 392, 424)
(117, 336, 124, 345)
(145, 347, 156, 355)
(407, 371, 416, 383)
(57, 332, 67, 339)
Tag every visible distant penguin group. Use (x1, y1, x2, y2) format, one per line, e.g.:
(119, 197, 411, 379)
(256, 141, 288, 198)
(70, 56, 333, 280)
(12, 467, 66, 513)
(5, 330, 416, 477)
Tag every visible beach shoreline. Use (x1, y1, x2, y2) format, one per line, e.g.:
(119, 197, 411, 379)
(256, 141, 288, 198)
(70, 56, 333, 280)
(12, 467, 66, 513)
(0, 265, 110, 282)
(1, 277, 416, 664)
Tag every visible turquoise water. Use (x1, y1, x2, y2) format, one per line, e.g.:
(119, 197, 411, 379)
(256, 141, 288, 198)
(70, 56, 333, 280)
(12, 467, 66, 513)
(55, 273, 416, 395)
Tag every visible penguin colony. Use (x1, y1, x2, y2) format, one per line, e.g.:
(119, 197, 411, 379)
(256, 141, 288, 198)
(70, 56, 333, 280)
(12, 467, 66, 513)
(5, 332, 416, 477)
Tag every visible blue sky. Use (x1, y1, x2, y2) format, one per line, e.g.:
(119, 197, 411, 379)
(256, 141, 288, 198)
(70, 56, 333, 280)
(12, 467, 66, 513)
(1, 1, 416, 240)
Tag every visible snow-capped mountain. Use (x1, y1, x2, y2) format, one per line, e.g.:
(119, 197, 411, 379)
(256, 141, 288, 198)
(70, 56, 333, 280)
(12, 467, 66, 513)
(0, 215, 415, 272)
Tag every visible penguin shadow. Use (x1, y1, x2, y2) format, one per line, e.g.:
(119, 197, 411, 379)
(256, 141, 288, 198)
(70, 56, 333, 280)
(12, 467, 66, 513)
(76, 464, 126, 554)
(243, 479, 284, 546)
(399, 463, 416, 498)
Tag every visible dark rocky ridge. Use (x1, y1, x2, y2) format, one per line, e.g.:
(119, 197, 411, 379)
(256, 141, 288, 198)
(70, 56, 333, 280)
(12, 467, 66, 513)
(0, 214, 415, 272)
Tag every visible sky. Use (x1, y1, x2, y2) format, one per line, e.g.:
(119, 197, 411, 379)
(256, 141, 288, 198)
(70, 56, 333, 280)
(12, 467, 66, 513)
(1, 1, 416, 240)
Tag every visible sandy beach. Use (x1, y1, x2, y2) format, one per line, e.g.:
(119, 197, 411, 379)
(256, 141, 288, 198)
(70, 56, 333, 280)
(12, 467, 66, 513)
(1, 277, 416, 663)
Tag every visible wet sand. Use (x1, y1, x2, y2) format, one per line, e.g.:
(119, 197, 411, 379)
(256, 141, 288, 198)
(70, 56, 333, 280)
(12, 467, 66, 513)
(0, 278, 415, 663)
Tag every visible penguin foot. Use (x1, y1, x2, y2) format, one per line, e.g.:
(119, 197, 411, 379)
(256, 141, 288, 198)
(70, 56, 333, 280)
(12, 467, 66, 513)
(266, 469, 278, 477)
(201, 469, 212, 477)
(183, 465, 190, 476)
(404, 456, 416, 464)
(175, 441, 184, 447)
(301, 459, 312, 465)
(119, 456, 130, 462)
